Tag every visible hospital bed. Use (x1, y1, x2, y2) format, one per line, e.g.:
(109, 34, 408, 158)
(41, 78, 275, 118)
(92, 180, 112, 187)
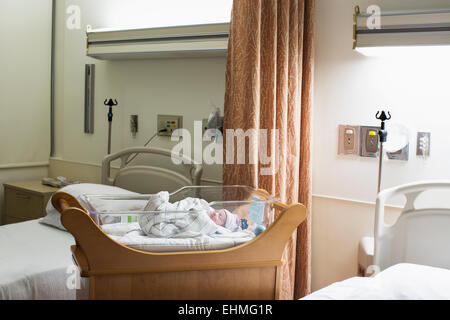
(305, 180, 450, 300)
(303, 263, 450, 300)
(101, 147, 203, 194)
(0, 147, 203, 299)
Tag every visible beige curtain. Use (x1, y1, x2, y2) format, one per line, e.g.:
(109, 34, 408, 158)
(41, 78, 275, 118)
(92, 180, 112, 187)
(223, 0, 314, 299)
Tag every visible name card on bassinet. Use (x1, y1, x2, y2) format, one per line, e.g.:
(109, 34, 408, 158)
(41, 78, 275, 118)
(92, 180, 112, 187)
(249, 196, 264, 225)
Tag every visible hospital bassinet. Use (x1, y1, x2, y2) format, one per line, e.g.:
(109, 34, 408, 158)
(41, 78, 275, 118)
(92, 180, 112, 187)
(52, 185, 307, 300)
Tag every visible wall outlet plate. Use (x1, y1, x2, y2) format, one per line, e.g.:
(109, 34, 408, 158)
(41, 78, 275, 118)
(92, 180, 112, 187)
(338, 125, 360, 155)
(360, 126, 380, 158)
(416, 132, 431, 157)
(157, 114, 183, 136)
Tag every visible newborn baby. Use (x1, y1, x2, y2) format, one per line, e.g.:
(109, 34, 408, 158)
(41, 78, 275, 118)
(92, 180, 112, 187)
(209, 209, 241, 232)
(141, 191, 242, 236)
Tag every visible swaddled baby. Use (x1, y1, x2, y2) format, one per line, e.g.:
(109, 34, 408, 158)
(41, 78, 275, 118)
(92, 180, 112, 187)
(140, 191, 241, 237)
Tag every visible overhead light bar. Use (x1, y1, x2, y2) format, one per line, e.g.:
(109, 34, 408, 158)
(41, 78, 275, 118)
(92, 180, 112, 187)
(86, 23, 229, 60)
(353, 6, 450, 55)
(355, 45, 450, 58)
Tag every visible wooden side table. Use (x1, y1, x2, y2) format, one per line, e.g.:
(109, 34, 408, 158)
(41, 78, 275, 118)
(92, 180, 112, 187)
(2, 180, 60, 225)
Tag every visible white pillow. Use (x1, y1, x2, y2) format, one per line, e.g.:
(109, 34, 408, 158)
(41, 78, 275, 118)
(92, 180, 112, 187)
(39, 183, 138, 231)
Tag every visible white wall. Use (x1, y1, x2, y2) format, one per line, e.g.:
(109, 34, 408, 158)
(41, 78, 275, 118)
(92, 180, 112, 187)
(0, 0, 52, 223)
(314, 0, 450, 203)
(53, 0, 229, 182)
(312, 0, 450, 290)
(0, 0, 51, 165)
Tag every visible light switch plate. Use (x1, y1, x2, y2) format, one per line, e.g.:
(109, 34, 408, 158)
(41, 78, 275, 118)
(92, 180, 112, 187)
(360, 126, 380, 158)
(338, 125, 360, 155)
(157, 115, 183, 136)
(417, 132, 431, 157)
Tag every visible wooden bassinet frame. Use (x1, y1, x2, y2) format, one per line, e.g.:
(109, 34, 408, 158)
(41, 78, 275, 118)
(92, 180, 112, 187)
(53, 190, 306, 300)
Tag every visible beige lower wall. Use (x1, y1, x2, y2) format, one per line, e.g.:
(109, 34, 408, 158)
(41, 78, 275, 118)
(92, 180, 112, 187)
(48, 158, 402, 293)
(311, 196, 374, 291)
(311, 196, 402, 291)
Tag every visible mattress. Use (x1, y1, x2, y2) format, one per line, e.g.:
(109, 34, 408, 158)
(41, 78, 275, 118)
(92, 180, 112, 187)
(104, 223, 255, 252)
(303, 263, 450, 300)
(0, 219, 87, 300)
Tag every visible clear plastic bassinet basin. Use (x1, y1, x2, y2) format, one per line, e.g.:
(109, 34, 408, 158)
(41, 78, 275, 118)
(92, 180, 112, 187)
(77, 185, 280, 252)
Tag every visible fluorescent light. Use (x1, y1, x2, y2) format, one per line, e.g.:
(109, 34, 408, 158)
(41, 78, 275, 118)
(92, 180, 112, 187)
(98, 0, 233, 30)
(356, 45, 450, 58)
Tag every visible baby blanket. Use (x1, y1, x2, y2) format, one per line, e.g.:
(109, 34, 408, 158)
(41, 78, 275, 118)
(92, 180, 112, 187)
(97, 191, 255, 251)
(139, 191, 220, 238)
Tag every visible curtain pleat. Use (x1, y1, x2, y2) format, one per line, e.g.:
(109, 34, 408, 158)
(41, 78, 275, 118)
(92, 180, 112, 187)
(295, 0, 314, 299)
(223, 0, 314, 299)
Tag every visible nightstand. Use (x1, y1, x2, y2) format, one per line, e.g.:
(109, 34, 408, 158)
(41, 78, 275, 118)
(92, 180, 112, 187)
(2, 180, 60, 225)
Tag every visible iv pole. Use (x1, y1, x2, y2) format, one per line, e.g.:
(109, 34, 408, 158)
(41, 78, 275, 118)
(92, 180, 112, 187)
(104, 98, 118, 155)
(376, 110, 391, 194)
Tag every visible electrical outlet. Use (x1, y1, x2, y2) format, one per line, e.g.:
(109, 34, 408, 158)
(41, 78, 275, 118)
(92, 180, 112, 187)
(338, 125, 359, 155)
(360, 126, 380, 158)
(417, 132, 431, 157)
(157, 115, 183, 136)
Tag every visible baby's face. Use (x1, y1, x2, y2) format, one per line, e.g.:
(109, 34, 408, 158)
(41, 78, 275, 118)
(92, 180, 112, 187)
(209, 210, 227, 226)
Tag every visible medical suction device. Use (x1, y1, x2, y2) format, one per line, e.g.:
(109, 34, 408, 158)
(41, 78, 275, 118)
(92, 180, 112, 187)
(205, 107, 224, 143)
(376, 110, 391, 194)
(104, 98, 118, 154)
(206, 107, 224, 133)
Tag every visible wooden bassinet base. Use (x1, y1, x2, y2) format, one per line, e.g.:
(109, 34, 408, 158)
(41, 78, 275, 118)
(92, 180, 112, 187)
(53, 191, 307, 300)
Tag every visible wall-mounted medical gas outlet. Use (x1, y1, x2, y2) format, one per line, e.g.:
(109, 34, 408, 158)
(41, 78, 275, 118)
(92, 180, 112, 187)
(338, 125, 360, 155)
(360, 126, 380, 158)
(157, 115, 183, 136)
(417, 132, 431, 157)
(387, 144, 409, 161)
(130, 115, 138, 137)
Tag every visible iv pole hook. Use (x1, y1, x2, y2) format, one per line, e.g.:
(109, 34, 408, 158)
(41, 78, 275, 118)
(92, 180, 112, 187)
(376, 110, 391, 194)
(104, 99, 118, 154)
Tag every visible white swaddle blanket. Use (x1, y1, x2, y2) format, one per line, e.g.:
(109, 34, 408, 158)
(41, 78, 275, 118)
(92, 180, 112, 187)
(99, 191, 255, 252)
(139, 211, 219, 238)
(139, 191, 219, 238)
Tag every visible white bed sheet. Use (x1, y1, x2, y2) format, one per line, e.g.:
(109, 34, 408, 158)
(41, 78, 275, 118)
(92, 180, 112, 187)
(0, 219, 87, 300)
(303, 263, 450, 300)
